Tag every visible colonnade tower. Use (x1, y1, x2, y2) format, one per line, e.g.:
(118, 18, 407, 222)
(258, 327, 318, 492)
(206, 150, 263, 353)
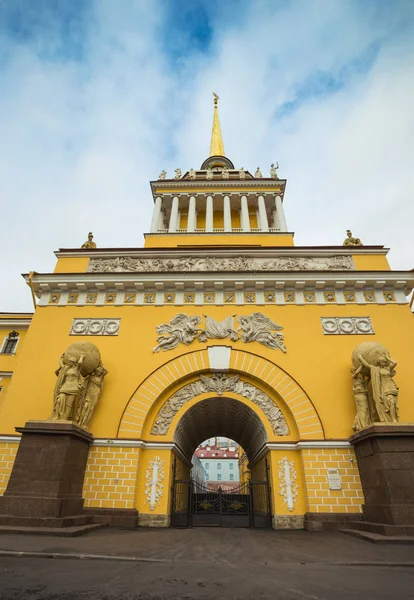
(147, 95, 289, 248)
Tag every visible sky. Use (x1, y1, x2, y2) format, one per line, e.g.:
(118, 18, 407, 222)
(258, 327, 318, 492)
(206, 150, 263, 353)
(1, 0, 414, 312)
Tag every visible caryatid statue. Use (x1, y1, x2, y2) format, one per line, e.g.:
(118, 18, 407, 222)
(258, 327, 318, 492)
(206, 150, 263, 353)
(50, 342, 107, 429)
(351, 342, 399, 430)
(343, 230, 362, 246)
(76, 363, 108, 429)
(81, 232, 97, 249)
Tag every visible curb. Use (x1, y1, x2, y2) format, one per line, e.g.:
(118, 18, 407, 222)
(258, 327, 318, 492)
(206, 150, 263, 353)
(1, 550, 414, 567)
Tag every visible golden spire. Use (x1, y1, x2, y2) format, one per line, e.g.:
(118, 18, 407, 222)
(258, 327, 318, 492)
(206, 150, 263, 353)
(209, 93, 225, 157)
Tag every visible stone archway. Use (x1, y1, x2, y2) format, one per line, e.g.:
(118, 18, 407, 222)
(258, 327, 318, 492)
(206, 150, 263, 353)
(117, 348, 324, 440)
(173, 396, 268, 462)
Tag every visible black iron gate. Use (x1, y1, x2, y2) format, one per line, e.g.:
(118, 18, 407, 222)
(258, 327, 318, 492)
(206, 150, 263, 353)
(171, 469, 272, 528)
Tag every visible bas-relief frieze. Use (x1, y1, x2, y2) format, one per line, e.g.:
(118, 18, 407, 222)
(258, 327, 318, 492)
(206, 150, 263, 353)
(153, 313, 286, 353)
(87, 255, 355, 273)
(150, 373, 289, 436)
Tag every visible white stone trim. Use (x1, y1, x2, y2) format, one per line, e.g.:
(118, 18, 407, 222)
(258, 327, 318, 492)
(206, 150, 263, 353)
(207, 346, 231, 371)
(0, 318, 32, 329)
(55, 246, 390, 259)
(0, 435, 20, 443)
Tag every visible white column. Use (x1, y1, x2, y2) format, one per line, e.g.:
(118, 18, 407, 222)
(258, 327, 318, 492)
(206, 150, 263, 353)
(206, 195, 213, 232)
(150, 196, 162, 233)
(169, 196, 179, 232)
(240, 195, 250, 232)
(272, 208, 281, 231)
(187, 195, 196, 232)
(176, 209, 181, 231)
(223, 195, 232, 232)
(275, 195, 288, 231)
(257, 195, 269, 232)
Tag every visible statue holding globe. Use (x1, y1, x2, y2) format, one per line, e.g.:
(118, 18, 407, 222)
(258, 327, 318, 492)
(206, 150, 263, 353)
(50, 342, 106, 428)
(351, 342, 399, 430)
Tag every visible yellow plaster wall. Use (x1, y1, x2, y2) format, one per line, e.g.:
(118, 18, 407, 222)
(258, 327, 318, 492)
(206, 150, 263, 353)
(53, 257, 90, 273)
(352, 254, 390, 271)
(1, 303, 413, 442)
(144, 233, 295, 247)
(0, 377, 12, 415)
(301, 448, 364, 514)
(0, 440, 19, 495)
(82, 445, 140, 509)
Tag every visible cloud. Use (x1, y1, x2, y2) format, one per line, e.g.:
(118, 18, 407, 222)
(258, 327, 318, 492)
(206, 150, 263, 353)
(0, 0, 413, 311)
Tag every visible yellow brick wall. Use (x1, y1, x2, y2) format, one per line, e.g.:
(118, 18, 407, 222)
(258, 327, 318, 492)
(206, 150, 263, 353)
(0, 441, 19, 495)
(301, 448, 364, 514)
(82, 445, 140, 509)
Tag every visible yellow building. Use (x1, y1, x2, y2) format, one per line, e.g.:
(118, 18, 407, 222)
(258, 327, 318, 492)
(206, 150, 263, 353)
(1, 98, 414, 534)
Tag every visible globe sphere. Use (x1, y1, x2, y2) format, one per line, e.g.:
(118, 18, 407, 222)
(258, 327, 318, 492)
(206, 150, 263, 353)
(352, 342, 390, 375)
(63, 342, 101, 376)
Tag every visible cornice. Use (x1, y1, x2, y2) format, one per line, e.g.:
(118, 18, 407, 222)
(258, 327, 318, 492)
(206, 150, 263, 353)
(0, 319, 32, 329)
(55, 246, 389, 259)
(150, 178, 287, 194)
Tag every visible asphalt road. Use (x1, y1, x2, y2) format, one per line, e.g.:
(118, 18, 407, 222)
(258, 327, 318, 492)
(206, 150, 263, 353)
(0, 529, 413, 599)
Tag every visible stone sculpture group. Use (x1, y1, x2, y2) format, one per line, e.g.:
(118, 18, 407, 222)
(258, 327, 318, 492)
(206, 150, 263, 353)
(152, 313, 286, 353)
(49, 342, 107, 429)
(351, 341, 399, 431)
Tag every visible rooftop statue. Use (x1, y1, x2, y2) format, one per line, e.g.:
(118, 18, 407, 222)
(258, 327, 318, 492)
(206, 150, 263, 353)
(81, 232, 96, 249)
(270, 163, 279, 179)
(158, 170, 167, 180)
(221, 167, 229, 179)
(255, 167, 263, 178)
(189, 168, 196, 180)
(239, 167, 246, 179)
(174, 168, 182, 179)
(343, 230, 362, 246)
(206, 166, 214, 180)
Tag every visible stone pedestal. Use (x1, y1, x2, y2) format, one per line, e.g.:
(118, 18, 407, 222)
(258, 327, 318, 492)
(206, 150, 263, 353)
(0, 421, 93, 528)
(350, 424, 414, 531)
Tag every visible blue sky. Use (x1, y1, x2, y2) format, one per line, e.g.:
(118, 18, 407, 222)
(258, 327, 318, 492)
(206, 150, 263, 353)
(1, 0, 414, 310)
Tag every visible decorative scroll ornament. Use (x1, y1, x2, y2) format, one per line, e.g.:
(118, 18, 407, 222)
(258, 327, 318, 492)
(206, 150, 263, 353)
(151, 373, 289, 436)
(145, 456, 165, 511)
(153, 313, 286, 353)
(87, 255, 355, 273)
(70, 319, 120, 336)
(321, 317, 374, 335)
(278, 457, 298, 511)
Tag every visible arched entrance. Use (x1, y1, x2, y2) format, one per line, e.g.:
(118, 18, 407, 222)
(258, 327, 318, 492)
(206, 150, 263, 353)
(171, 397, 272, 528)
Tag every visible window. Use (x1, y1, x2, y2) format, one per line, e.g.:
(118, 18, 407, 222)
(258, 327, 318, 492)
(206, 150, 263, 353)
(217, 474, 222, 480)
(2, 331, 19, 355)
(217, 463, 222, 469)
(229, 463, 234, 469)
(230, 474, 234, 480)
(206, 474, 209, 480)
(205, 463, 209, 469)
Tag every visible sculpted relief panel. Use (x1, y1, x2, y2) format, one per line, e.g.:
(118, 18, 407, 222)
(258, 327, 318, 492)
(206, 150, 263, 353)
(150, 373, 289, 436)
(153, 313, 286, 353)
(88, 255, 355, 273)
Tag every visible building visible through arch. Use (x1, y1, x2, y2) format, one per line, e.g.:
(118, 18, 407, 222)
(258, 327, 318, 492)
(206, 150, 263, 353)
(1, 95, 414, 535)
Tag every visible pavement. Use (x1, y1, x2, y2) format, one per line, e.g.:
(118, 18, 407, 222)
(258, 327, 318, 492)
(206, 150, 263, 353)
(1, 528, 414, 599)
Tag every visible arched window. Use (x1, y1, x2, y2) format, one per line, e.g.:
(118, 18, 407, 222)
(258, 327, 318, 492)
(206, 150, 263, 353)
(1, 331, 19, 354)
